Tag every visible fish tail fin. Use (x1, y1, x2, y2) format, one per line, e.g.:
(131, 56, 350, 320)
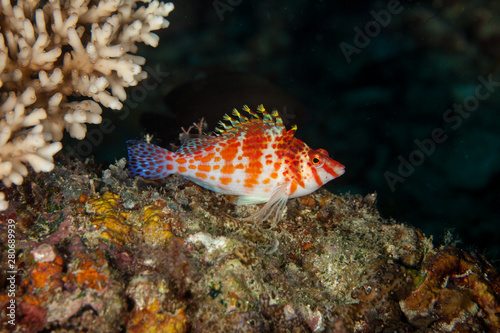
(127, 140, 175, 179)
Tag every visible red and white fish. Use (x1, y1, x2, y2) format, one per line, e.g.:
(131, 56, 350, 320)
(127, 105, 345, 224)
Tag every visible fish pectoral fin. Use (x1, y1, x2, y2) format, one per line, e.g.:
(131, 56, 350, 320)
(242, 184, 289, 227)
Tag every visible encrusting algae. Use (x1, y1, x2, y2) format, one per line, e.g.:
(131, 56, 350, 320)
(140, 202, 175, 246)
(401, 246, 500, 330)
(86, 192, 176, 247)
(86, 192, 134, 245)
(127, 299, 190, 333)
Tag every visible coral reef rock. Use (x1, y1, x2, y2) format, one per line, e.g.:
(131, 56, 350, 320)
(1, 157, 499, 332)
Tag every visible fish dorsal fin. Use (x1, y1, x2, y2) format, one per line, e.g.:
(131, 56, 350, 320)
(282, 124, 297, 144)
(214, 104, 287, 138)
(176, 105, 297, 155)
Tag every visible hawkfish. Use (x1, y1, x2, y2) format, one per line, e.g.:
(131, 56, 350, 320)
(127, 105, 345, 224)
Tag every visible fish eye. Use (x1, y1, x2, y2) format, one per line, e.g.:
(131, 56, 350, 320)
(311, 154, 324, 167)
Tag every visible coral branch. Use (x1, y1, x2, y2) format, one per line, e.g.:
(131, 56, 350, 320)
(0, 0, 174, 209)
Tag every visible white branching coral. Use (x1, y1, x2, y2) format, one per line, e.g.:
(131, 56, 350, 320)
(0, 0, 174, 210)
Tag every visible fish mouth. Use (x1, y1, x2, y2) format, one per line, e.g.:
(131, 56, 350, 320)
(334, 163, 345, 178)
(323, 159, 345, 178)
